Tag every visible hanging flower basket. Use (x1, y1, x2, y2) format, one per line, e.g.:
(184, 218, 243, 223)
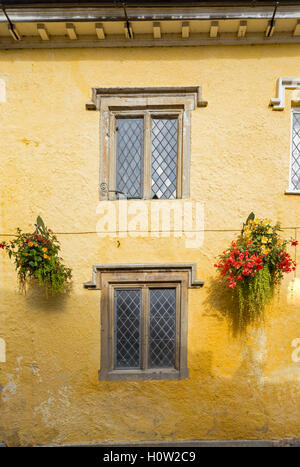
(214, 213, 297, 326)
(0, 216, 72, 296)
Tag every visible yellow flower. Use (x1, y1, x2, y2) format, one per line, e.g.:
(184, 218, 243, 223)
(261, 236, 268, 243)
(254, 218, 261, 224)
(42, 248, 47, 252)
(43, 254, 49, 259)
(247, 219, 253, 225)
(266, 228, 273, 234)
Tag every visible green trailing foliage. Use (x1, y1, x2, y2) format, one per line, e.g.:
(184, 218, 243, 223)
(0, 217, 72, 297)
(214, 213, 297, 330)
(234, 264, 274, 328)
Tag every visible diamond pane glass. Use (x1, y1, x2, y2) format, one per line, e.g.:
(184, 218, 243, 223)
(291, 113, 300, 191)
(114, 289, 141, 369)
(149, 288, 176, 368)
(116, 118, 144, 199)
(152, 118, 178, 199)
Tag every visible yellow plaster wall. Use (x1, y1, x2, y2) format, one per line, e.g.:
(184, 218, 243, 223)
(0, 45, 300, 446)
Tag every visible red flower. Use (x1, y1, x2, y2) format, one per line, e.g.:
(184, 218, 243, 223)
(242, 269, 251, 276)
(0, 243, 5, 249)
(291, 240, 298, 246)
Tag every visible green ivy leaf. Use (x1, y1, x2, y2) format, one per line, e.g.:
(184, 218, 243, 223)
(36, 216, 47, 236)
(245, 212, 255, 225)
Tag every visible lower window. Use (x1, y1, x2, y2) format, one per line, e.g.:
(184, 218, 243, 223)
(98, 270, 189, 381)
(114, 287, 177, 370)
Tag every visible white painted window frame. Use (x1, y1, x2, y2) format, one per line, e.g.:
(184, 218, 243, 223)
(286, 107, 300, 194)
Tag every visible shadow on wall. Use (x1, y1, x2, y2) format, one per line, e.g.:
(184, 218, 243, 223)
(204, 278, 253, 337)
(203, 277, 273, 337)
(187, 350, 300, 440)
(24, 282, 72, 313)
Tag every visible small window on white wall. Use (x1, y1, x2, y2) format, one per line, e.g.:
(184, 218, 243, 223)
(289, 110, 300, 192)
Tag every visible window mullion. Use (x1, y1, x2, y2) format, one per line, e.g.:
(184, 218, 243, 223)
(143, 112, 152, 199)
(141, 286, 149, 370)
(109, 114, 117, 201)
(175, 285, 181, 370)
(109, 285, 115, 371)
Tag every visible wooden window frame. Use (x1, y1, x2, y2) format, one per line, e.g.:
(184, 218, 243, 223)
(99, 270, 189, 381)
(110, 110, 183, 200)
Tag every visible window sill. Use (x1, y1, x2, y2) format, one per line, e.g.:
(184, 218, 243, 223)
(104, 196, 187, 201)
(99, 368, 189, 381)
(285, 190, 300, 195)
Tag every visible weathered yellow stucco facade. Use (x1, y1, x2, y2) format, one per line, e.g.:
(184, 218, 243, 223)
(1, 42, 300, 446)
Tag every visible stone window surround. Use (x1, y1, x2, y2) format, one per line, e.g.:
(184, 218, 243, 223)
(270, 78, 300, 195)
(83, 263, 204, 381)
(86, 87, 207, 201)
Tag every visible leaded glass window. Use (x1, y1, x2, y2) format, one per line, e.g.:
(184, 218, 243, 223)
(291, 112, 300, 191)
(113, 287, 177, 372)
(116, 118, 144, 199)
(149, 288, 176, 368)
(98, 268, 191, 381)
(114, 289, 141, 369)
(152, 118, 177, 199)
(112, 111, 182, 199)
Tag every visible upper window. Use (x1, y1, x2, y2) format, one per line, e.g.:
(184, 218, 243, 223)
(289, 110, 300, 192)
(115, 113, 180, 199)
(86, 87, 207, 200)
